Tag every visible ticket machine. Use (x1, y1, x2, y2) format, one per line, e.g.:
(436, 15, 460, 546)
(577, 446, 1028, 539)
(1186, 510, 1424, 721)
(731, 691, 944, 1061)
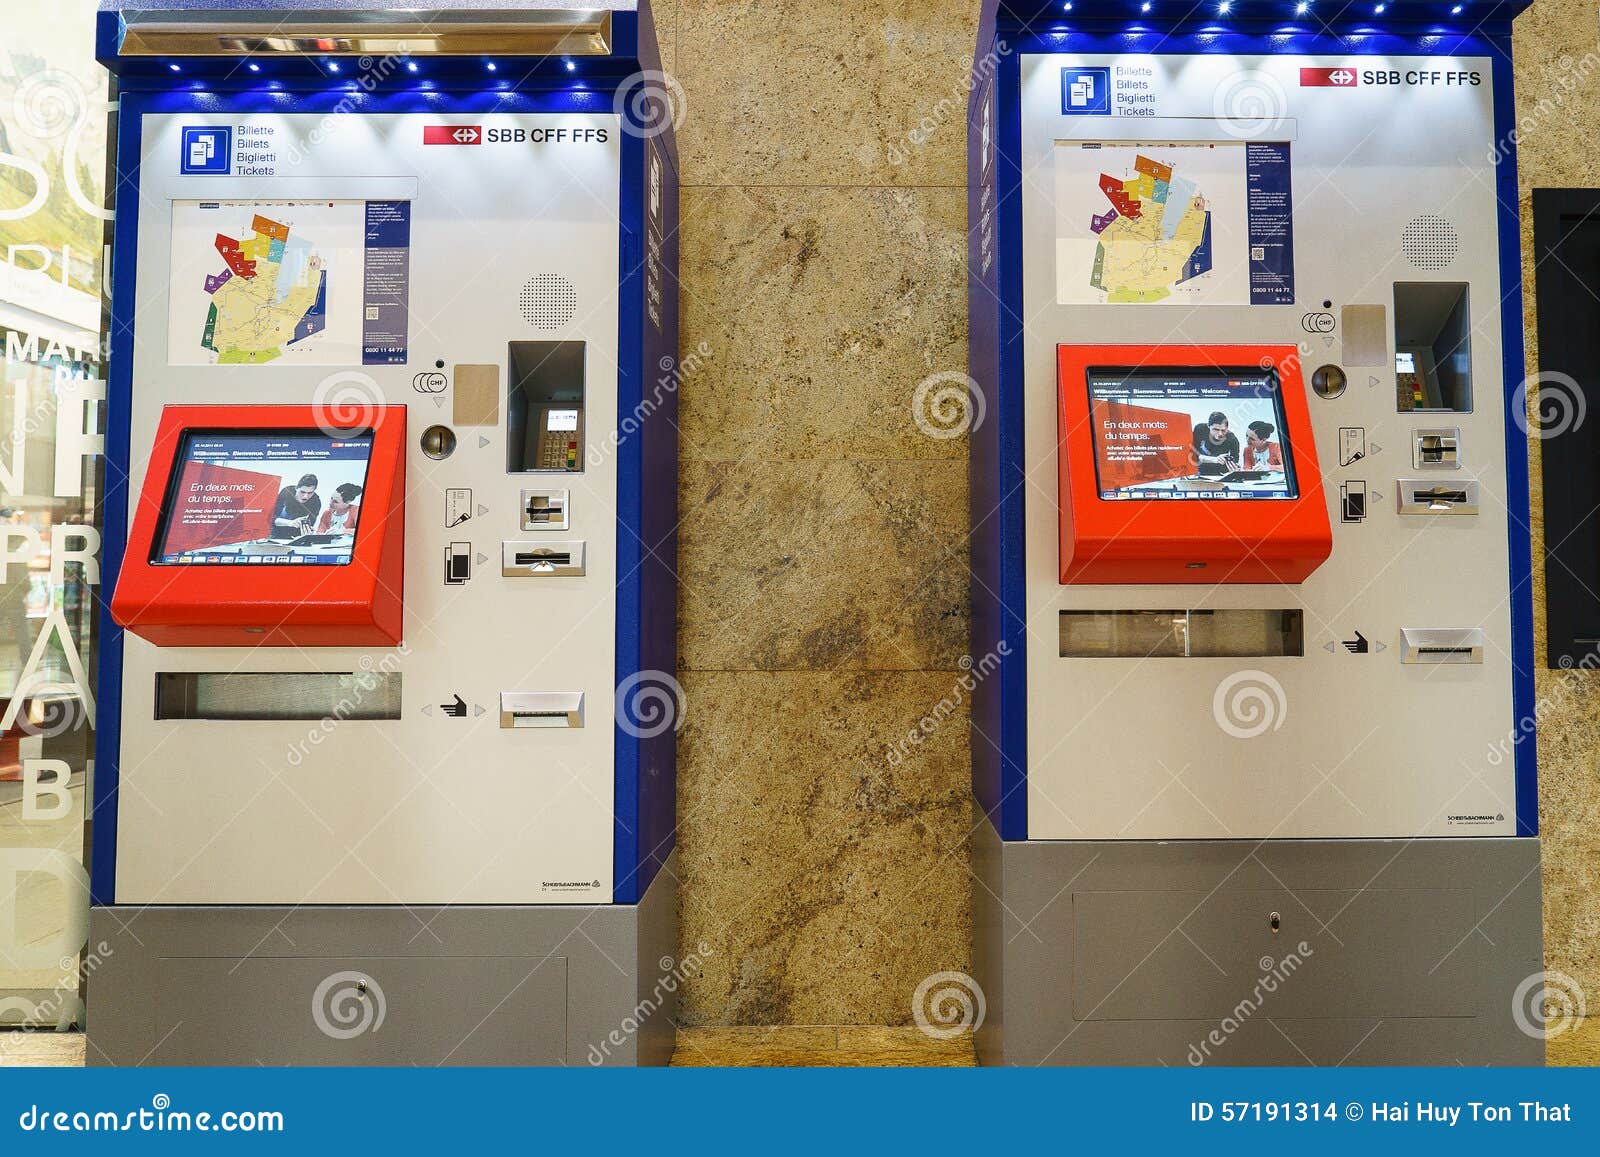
(968, 0, 1542, 1065)
(87, 1, 681, 1065)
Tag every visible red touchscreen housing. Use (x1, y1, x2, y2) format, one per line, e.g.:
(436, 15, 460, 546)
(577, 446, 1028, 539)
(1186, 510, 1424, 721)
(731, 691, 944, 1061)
(110, 405, 407, 646)
(1057, 344, 1332, 585)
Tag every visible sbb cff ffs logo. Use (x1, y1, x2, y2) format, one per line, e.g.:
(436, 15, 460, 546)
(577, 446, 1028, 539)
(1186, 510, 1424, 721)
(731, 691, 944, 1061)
(423, 125, 481, 145)
(422, 125, 611, 145)
(1300, 67, 1357, 87)
(1300, 66, 1483, 87)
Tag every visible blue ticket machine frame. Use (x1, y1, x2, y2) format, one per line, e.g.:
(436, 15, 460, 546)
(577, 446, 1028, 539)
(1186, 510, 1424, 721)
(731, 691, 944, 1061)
(88, 1, 681, 1066)
(968, 0, 1544, 1065)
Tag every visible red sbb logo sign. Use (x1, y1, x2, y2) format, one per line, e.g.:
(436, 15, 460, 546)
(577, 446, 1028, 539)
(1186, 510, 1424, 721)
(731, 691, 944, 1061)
(423, 126, 482, 145)
(1300, 67, 1359, 87)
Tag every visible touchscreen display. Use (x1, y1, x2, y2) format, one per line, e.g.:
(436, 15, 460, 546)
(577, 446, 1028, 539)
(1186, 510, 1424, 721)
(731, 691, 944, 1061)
(1085, 367, 1297, 501)
(153, 430, 374, 565)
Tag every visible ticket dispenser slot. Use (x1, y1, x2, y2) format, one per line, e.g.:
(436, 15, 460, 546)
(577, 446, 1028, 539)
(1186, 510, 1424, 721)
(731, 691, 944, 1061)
(1400, 627, 1486, 665)
(499, 692, 584, 729)
(507, 341, 586, 473)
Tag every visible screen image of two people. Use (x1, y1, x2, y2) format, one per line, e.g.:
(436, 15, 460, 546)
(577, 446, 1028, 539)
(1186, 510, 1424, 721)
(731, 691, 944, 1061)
(1191, 412, 1281, 477)
(270, 474, 363, 539)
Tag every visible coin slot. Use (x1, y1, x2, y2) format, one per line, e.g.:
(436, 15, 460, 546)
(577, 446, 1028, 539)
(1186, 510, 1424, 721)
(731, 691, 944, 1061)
(421, 424, 457, 460)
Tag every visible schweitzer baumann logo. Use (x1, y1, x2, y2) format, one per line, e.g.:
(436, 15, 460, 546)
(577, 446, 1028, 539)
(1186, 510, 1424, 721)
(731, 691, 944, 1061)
(180, 126, 232, 174)
(1061, 66, 1111, 114)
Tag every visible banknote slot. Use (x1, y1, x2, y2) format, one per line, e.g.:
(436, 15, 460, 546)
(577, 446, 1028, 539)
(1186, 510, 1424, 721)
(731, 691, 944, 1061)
(1397, 478, 1479, 515)
(501, 539, 586, 577)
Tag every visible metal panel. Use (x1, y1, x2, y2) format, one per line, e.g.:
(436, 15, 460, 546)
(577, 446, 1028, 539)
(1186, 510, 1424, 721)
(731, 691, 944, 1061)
(85, 851, 677, 1066)
(970, 821, 1544, 1066)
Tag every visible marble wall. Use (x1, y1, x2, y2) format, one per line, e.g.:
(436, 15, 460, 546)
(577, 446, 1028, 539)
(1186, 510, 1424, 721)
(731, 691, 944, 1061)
(1514, 0, 1600, 1020)
(663, 0, 980, 1025)
(664, 0, 1600, 1026)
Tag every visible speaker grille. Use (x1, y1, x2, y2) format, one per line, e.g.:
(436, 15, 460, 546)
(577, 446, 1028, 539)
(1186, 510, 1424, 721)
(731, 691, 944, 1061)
(519, 274, 577, 329)
(1402, 215, 1460, 270)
